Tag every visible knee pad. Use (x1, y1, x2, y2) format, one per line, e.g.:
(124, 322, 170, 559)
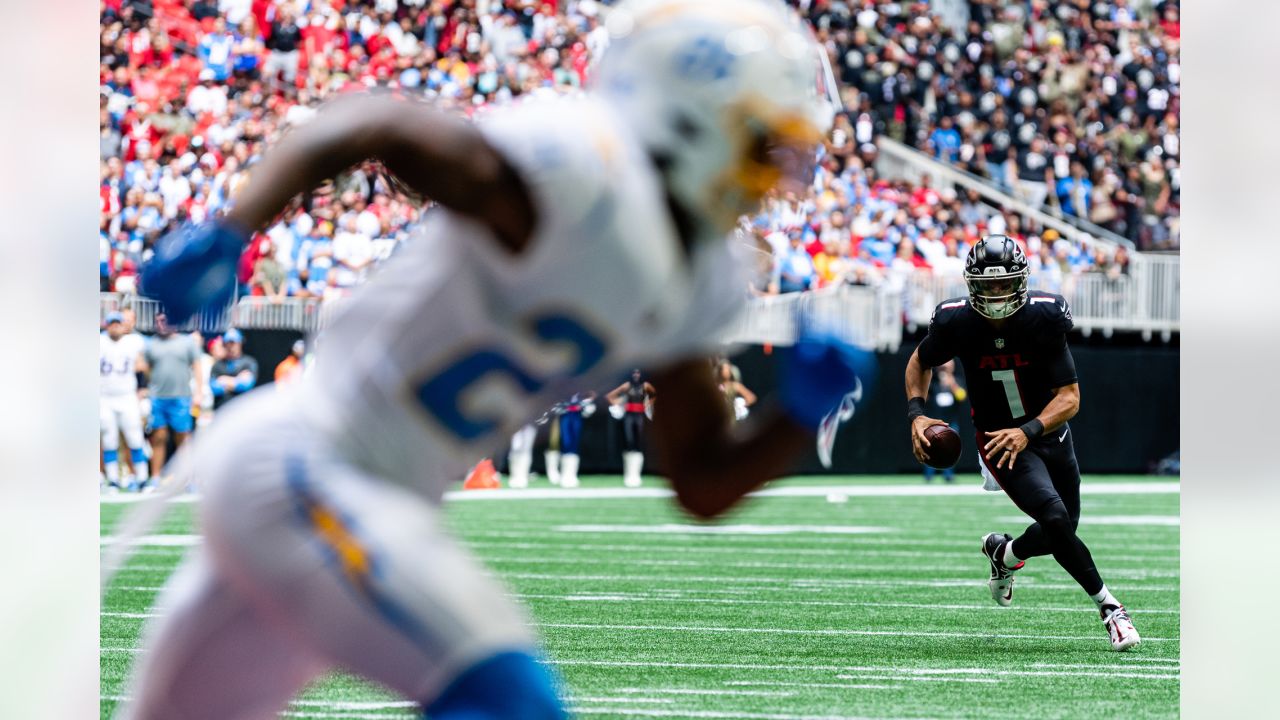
(1037, 499, 1075, 540)
(426, 651, 566, 720)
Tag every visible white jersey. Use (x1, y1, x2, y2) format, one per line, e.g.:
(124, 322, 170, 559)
(299, 95, 747, 501)
(100, 332, 145, 396)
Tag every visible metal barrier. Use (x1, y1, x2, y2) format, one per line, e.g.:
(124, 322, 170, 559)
(103, 261, 1172, 345)
(100, 294, 322, 335)
(902, 254, 1178, 341)
(718, 284, 905, 351)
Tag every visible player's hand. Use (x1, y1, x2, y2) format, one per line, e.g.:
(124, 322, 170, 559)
(140, 220, 250, 326)
(910, 415, 947, 463)
(779, 318, 876, 432)
(984, 428, 1030, 470)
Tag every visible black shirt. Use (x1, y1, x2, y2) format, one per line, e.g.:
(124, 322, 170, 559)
(1016, 148, 1049, 182)
(268, 21, 302, 53)
(916, 294, 1076, 431)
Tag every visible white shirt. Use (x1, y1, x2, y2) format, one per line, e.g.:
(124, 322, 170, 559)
(298, 96, 746, 502)
(332, 230, 373, 287)
(100, 333, 145, 396)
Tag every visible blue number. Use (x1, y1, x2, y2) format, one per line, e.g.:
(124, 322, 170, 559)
(415, 313, 606, 441)
(673, 36, 734, 81)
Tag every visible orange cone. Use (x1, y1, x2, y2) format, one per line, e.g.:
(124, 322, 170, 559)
(463, 458, 501, 490)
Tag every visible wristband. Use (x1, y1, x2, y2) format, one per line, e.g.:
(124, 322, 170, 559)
(907, 396, 927, 421)
(1019, 418, 1044, 440)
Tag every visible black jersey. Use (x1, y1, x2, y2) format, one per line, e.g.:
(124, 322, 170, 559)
(916, 293, 1077, 432)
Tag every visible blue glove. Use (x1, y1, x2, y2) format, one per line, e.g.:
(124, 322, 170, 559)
(779, 322, 877, 432)
(140, 220, 249, 326)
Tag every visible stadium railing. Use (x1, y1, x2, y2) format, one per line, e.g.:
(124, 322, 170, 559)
(902, 253, 1179, 341)
(102, 257, 1176, 344)
(100, 293, 324, 335)
(717, 284, 905, 351)
(100, 284, 907, 349)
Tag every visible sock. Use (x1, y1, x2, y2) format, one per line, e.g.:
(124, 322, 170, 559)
(544, 451, 561, 484)
(1090, 585, 1120, 610)
(131, 448, 150, 481)
(104, 449, 120, 484)
(1002, 539, 1022, 568)
(426, 651, 566, 720)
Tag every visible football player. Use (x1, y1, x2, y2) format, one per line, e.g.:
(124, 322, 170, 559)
(100, 312, 150, 491)
(556, 391, 596, 488)
(606, 369, 657, 487)
(505, 423, 538, 489)
(904, 235, 1140, 651)
(121, 1, 867, 718)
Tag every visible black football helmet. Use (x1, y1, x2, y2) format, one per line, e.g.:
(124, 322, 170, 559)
(963, 235, 1029, 319)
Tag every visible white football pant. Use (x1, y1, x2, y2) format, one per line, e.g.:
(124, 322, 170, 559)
(118, 391, 534, 720)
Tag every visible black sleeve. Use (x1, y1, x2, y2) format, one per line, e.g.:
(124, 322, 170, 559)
(915, 308, 956, 368)
(1044, 333, 1078, 389)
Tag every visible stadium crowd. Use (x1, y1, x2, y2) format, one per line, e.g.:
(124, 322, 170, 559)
(799, 0, 1180, 250)
(99, 0, 1173, 304)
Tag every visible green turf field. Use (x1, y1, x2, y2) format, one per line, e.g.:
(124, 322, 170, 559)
(101, 474, 1179, 719)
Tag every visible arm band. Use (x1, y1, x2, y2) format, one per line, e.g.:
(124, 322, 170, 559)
(907, 396, 927, 422)
(1019, 418, 1044, 440)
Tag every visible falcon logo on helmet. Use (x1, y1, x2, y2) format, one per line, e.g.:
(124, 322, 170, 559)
(964, 235, 1030, 320)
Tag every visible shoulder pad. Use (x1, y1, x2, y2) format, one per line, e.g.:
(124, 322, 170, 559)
(931, 297, 969, 325)
(1026, 293, 1073, 332)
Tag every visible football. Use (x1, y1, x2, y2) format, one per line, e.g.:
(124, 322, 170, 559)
(922, 424, 962, 469)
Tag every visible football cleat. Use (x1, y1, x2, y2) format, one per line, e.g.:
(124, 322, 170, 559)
(1102, 605, 1141, 651)
(981, 532, 1023, 606)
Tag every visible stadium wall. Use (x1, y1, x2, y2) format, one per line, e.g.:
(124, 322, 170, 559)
(238, 330, 1178, 477)
(723, 340, 1181, 476)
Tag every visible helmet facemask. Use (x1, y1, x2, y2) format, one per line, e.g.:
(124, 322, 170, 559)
(964, 269, 1029, 320)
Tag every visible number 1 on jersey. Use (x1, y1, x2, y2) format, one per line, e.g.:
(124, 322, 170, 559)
(991, 369, 1026, 418)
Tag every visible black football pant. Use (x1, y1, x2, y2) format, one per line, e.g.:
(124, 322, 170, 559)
(622, 412, 645, 451)
(977, 424, 1104, 596)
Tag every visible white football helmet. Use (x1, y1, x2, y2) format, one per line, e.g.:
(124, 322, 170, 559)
(593, 0, 839, 235)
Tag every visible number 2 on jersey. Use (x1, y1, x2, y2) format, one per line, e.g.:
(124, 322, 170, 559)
(415, 313, 606, 441)
(991, 369, 1026, 418)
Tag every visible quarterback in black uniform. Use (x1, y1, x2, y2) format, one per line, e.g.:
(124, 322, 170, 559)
(904, 235, 1140, 651)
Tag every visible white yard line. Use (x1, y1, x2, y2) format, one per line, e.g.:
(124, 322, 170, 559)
(574, 697, 674, 704)
(538, 622, 1174, 642)
(100, 481, 1179, 504)
(510, 592, 1182, 615)
(1000, 515, 1180, 527)
(555, 523, 892, 535)
(101, 594, 1181, 620)
(107, 573, 1181, 595)
(611, 688, 799, 698)
(838, 668, 1178, 681)
(499, 571, 1180, 593)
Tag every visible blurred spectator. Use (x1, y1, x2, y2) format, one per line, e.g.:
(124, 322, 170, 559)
(98, 0, 1177, 309)
(210, 329, 257, 409)
(263, 6, 302, 86)
(249, 238, 288, 301)
(144, 313, 202, 478)
(775, 232, 817, 294)
(793, 0, 1180, 249)
(275, 339, 307, 384)
(1056, 161, 1094, 219)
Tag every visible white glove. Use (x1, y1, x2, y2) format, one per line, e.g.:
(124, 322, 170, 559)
(734, 396, 749, 421)
(608, 403, 625, 420)
(581, 399, 596, 418)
